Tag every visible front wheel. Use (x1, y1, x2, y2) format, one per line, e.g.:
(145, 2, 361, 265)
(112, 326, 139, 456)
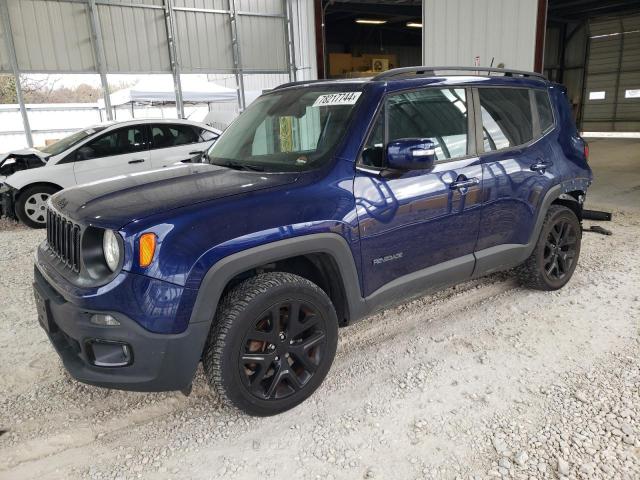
(203, 272, 339, 416)
(15, 185, 59, 228)
(516, 204, 582, 291)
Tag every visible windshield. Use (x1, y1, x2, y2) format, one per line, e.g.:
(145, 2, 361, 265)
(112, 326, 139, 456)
(40, 126, 107, 156)
(206, 87, 363, 172)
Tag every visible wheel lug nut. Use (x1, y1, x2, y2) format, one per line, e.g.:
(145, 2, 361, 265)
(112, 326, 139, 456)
(274, 356, 280, 361)
(285, 353, 290, 358)
(279, 332, 286, 340)
(289, 340, 294, 345)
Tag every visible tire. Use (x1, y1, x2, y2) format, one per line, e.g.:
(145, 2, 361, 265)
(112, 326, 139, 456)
(15, 185, 59, 229)
(203, 272, 339, 416)
(516, 204, 582, 291)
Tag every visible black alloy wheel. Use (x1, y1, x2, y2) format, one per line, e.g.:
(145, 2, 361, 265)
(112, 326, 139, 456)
(203, 272, 338, 416)
(543, 218, 578, 281)
(240, 300, 327, 400)
(517, 204, 582, 291)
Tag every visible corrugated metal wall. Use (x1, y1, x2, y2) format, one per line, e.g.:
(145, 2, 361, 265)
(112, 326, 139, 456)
(5, 0, 96, 72)
(0, 0, 297, 75)
(583, 15, 640, 131)
(174, 0, 234, 73)
(0, 6, 9, 72)
(422, 0, 538, 71)
(98, 1, 169, 73)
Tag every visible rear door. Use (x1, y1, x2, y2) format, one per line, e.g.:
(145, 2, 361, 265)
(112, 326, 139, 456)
(72, 125, 150, 185)
(473, 86, 558, 266)
(149, 124, 216, 168)
(354, 86, 484, 297)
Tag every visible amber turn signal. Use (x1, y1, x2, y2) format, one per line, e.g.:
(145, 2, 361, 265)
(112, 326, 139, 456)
(139, 233, 157, 268)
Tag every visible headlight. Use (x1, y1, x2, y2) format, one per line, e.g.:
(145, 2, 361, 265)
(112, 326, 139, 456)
(102, 229, 121, 272)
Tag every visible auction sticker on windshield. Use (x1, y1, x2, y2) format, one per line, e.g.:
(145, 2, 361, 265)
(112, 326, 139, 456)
(312, 92, 362, 107)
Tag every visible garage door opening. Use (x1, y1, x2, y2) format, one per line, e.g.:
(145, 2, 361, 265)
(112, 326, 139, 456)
(544, 0, 640, 132)
(317, 0, 423, 79)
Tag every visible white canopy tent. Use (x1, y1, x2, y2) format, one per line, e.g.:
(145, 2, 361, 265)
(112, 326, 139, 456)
(97, 76, 263, 128)
(98, 76, 240, 108)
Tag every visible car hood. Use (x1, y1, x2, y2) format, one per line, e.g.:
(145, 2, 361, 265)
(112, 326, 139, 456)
(0, 147, 49, 164)
(50, 163, 299, 228)
(0, 148, 49, 180)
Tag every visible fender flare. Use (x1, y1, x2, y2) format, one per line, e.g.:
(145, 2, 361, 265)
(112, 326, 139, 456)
(188, 233, 367, 331)
(527, 181, 588, 256)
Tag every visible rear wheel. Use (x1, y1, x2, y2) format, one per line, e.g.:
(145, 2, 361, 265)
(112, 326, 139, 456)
(15, 185, 59, 229)
(203, 272, 338, 416)
(517, 205, 581, 291)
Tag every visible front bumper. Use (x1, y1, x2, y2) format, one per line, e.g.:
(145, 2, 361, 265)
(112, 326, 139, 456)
(0, 183, 16, 219)
(34, 266, 209, 392)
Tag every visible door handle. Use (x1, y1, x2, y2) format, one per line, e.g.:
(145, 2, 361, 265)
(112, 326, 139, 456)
(189, 150, 204, 155)
(449, 177, 480, 190)
(128, 159, 146, 164)
(530, 160, 553, 173)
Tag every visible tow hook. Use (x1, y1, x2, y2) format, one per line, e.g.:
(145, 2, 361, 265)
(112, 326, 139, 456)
(181, 383, 193, 397)
(582, 209, 613, 236)
(582, 209, 612, 222)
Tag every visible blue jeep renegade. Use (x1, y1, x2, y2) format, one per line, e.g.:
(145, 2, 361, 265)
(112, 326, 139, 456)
(34, 67, 592, 415)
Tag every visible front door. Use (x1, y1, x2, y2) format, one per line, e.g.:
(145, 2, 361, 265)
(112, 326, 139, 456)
(354, 87, 483, 297)
(73, 125, 150, 185)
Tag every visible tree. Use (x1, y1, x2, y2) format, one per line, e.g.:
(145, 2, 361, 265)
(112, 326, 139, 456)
(0, 74, 115, 104)
(0, 75, 17, 103)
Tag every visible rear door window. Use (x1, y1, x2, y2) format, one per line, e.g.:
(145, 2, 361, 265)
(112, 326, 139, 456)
(478, 88, 534, 151)
(151, 124, 199, 149)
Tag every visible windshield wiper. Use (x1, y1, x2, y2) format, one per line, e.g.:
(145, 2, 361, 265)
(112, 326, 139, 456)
(218, 161, 265, 172)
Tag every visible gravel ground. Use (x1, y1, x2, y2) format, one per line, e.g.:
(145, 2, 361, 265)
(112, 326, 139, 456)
(1, 140, 639, 480)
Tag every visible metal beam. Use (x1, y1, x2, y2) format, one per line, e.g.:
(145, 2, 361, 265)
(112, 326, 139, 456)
(88, 0, 113, 121)
(283, 0, 297, 82)
(229, 0, 246, 111)
(612, 18, 624, 132)
(0, 0, 33, 147)
(163, 0, 185, 118)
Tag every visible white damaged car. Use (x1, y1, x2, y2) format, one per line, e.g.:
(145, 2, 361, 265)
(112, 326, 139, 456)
(0, 119, 220, 228)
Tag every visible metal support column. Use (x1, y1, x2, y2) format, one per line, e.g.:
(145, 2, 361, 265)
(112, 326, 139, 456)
(611, 18, 624, 131)
(283, 0, 297, 82)
(229, 0, 246, 111)
(163, 0, 185, 118)
(0, 0, 33, 147)
(88, 0, 113, 121)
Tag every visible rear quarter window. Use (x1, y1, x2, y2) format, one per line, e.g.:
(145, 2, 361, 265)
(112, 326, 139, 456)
(534, 89, 554, 133)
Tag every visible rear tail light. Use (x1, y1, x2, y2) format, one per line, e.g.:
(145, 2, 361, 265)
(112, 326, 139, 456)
(583, 142, 589, 162)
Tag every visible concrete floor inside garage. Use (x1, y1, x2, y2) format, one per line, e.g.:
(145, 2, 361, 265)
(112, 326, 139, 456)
(0, 139, 638, 479)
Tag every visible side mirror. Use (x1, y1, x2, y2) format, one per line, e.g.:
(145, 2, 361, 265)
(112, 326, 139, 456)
(386, 138, 437, 171)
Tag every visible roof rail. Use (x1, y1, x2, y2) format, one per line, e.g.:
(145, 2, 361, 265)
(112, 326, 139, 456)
(372, 66, 546, 81)
(272, 79, 329, 90)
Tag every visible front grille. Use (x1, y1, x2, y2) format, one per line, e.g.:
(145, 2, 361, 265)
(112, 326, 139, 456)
(46, 208, 82, 273)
